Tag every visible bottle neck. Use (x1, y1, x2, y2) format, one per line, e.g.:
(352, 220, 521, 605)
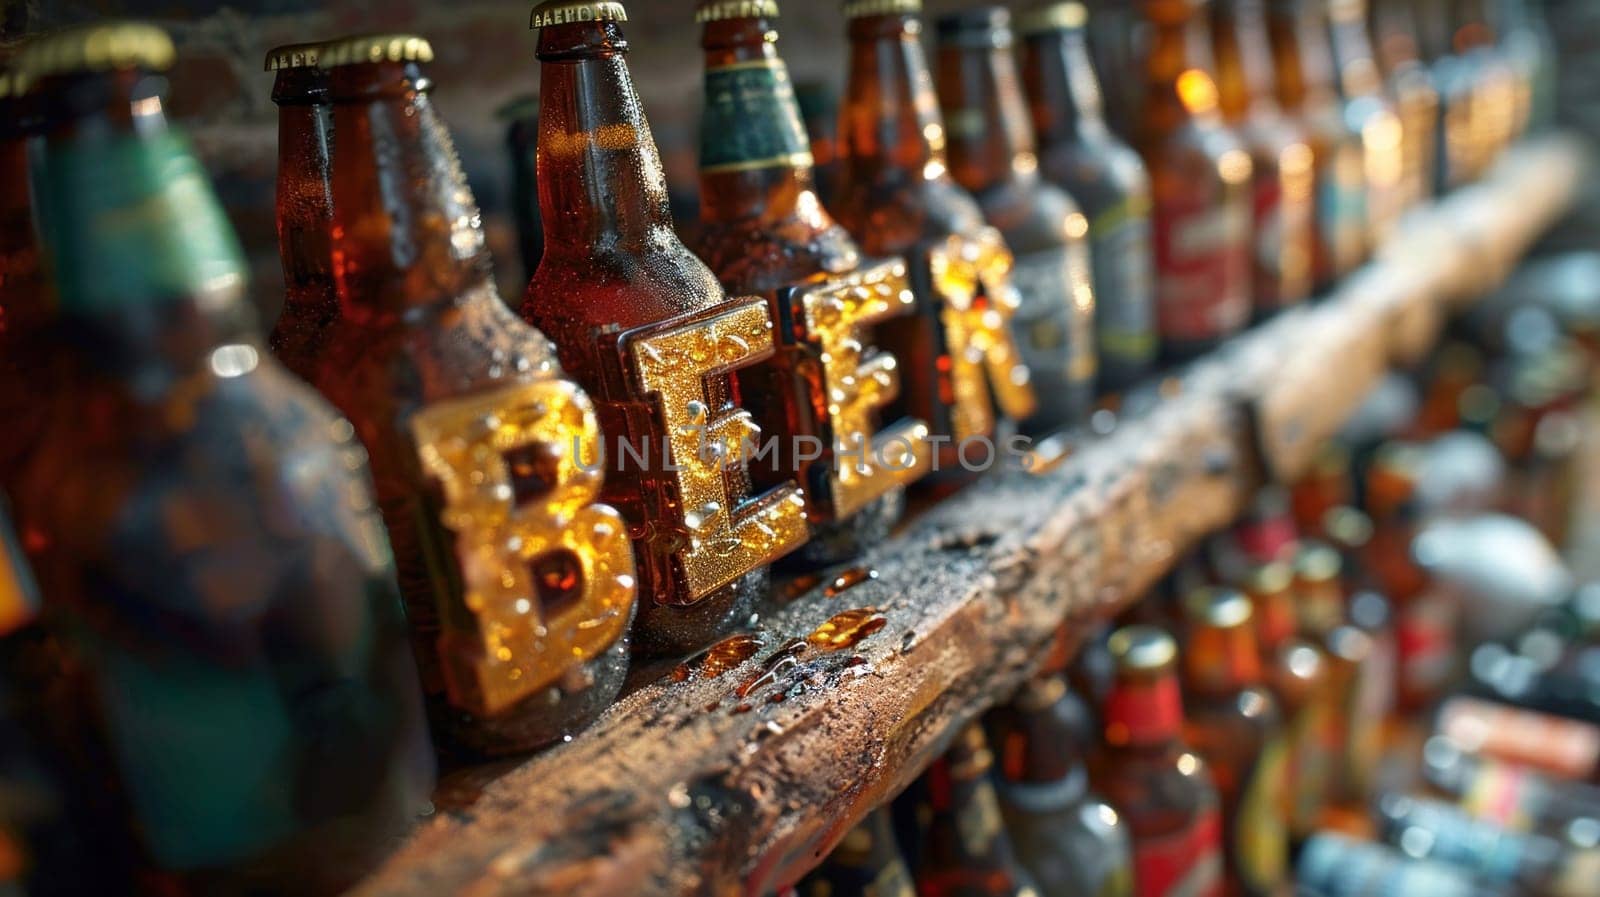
(1105, 670, 1185, 746)
(840, 14, 945, 183)
(936, 31, 1035, 195)
(271, 68, 336, 316)
(536, 21, 677, 258)
(1267, 0, 1339, 107)
(1327, 0, 1385, 96)
(1183, 623, 1264, 695)
(1213, 0, 1281, 120)
(1371, 0, 1423, 71)
(697, 16, 820, 225)
(992, 677, 1091, 786)
(1021, 28, 1110, 147)
(1140, 2, 1223, 133)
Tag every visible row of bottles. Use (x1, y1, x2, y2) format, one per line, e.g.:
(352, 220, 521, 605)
(0, 0, 1559, 893)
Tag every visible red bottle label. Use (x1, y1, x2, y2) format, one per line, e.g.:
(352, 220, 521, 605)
(1395, 589, 1455, 706)
(1151, 182, 1250, 343)
(1133, 806, 1223, 897)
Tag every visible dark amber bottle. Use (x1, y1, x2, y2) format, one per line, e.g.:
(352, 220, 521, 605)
(1325, 0, 1406, 250)
(498, 94, 544, 283)
(1265, 0, 1369, 287)
(910, 724, 1041, 897)
(986, 674, 1135, 897)
(1211, 0, 1316, 316)
(935, 7, 1098, 432)
(793, 807, 917, 897)
(833, 0, 1038, 483)
(693, 0, 932, 567)
(1133, 0, 1253, 361)
(1179, 588, 1289, 897)
(265, 42, 337, 383)
(310, 34, 637, 754)
(1019, 3, 1158, 394)
(12, 25, 434, 893)
(794, 79, 844, 210)
(523, 1, 809, 655)
(1368, 0, 1441, 208)
(0, 70, 50, 496)
(1092, 626, 1224, 897)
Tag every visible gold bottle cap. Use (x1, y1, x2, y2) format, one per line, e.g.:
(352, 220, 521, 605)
(317, 34, 434, 68)
(1183, 586, 1254, 629)
(12, 23, 174, 87)
(842, 0, 922, 19)
(1016, 2, 1088, 35)
(263, 40, 331, 72)
(1108, 625, 1177, 674)
(696, 0, 780, 22)
(530, 1, 629, 29)
(1243, 560, 1293, 596)
(1294, 542, 1342, 584)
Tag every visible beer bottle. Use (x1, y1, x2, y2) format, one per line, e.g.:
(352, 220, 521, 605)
(498, 94, 544, 283)
(0, 68, 50, 494)
(1368, 0, 1442, 208)
(1240, 562, 1334, 845)
(523, 1, 809, 654)
(1211, 0, 1317, 316)
(13, 24, 434, 892)
(307, 34, 637, 754)
(1085, 0, 1145, 140)
(985, 674, 1135, 897)
(1289, 443, 1353, 536)
(935, 7, 1098, 432)
(1179, 588, 1290, 897)
(1092, 625, 1225, 897)
(909, 723, 1041, 897)
(265, 42, 337, 384)
(833, 0, 1039, 484)
(1265, 0, 1369, 286)
(1018, 3, 1158, 395)
(793, 807, 917, 897)
(1325, 0, 1406, 248)
(794, 79, 844, 209)
(1132, 0, 1254, 361)
(693, 0, 932, 567)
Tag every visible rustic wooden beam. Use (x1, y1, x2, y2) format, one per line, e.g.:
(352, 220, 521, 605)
(348, 135, 1589, 897)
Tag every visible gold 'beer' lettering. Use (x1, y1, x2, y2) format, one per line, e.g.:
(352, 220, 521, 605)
(928, 228, 1038, 441)
(798, 259, 932, 519)
(629, 299, 810, 600)
(412, 379, 636, 717)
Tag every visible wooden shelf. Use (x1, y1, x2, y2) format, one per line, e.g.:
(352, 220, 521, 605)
(349, 135, 1590, 897)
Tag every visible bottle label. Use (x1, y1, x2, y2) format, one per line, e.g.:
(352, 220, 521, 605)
(1437, 696, 1600, 783)
(1396, 588, 1456, 706)
(1151, 181, 1250, 343)
(1132, 805, 1223, 897)
(1008, 244, 1098, 397)
(1088, 197, 1157, 367)
(1314, 143, 1367, 280)
(700, 58, 814, 173)
(411, 378, 638, 715)
(1234, 734, 1290, 893)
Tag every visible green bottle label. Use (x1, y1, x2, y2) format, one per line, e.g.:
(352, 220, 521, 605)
(32, 129, 245, 313)
(699, 58, 814, 173)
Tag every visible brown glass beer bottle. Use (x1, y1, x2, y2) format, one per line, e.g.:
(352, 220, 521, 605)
(1133, 0, 1254, 361)
(499, 94, 544, 283)
(12, 25, 434, 892)
(1265, 0, 1369, 287)
(986, 674, 1135, 897)
(935, 7, 1098, 432)
(1179, 588, 1290, 897)
(523, 1, 809, 654)
(909, 723, 1042, 897)
(1092, 625, 1225, 897)
(0, 69, 50, 495)
(693, 0, 932, 567)
(308, 34, 637, 754)
(1019, 3, 1158, 394)
(833, 0, 1039, 484)
(1368, 0, 1441, 208)
(265, 42, 338, 383)
(1211, 0, 1317, 316)
(1325, 0, 1406, 249)
(794, 80, 844, 210)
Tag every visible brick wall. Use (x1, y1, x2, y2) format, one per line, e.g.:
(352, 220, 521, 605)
(4, 0, 1595, 322)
